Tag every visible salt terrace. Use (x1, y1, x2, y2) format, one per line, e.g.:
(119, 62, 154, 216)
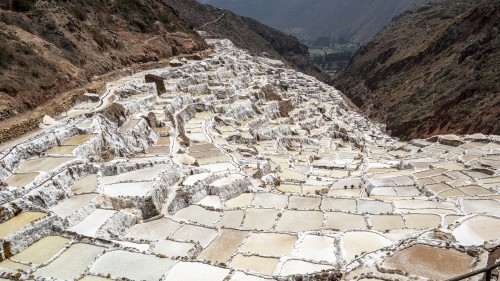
(0, 39, 499, 281)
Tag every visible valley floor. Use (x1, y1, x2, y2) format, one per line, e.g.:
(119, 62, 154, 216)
(0, 39, 499, 281)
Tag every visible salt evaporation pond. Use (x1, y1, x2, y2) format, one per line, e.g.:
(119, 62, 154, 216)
(10, 236, 69, 264)
(382, 244, 475, 279)
(5, 172, 38, 187)
(16, 157, 75, 173)
(0, 212, 47, 238)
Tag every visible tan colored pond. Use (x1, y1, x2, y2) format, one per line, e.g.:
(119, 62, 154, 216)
(35, 243, 106, 280)
(277, 184, 302, 193)
(0, 259, 30, 271)
(16, 157, 75, 173)
(276, 210, 323, 232)
(240, 233, 296, 256)
(46, 145, 77, 155)
(403, 214, 441, 229)
(11, 236, 70, 264)
(216, 210, 245, 228)
(253, 193, 288, 209)
(62, 134, 97, 145)
(288, 196, 322, 210)
(369, 214, 406, 231)
(5, 172, 38, 188)
(342, 231, 392, 262)
(324, 212, 367, 231)
(0, 212, 48, 239)
(321, 198, 356, 212)
(224, 193, 254, 208)
(147, 145, 170, 155)
(71, 174, 98, 194)
(198, 229, 248, 263)
(242, 208, 280, 231)
(382, 245, 474, 280)
(230, 254, 279, 275)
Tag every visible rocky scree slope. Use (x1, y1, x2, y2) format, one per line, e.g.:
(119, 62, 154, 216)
(163, 0, 331, 84)
(334, 0, 500, 140)
(0, 0, 207, 123)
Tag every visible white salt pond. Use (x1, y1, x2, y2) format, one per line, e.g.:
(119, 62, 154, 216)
(276, 210, 324, 232)
(35, 243, 106, 280)
(153, 239, 197, 258)
(296, 235, 337, 263)
(103, 181, 154, 197)
(51, 193, 97, 218)
(62, 134, 96, 145)
(69, 209, 116, 237)
(125, 218, 181, 241)
(170, 224, 218, 247)
(173, 205, 222, 225)
(452, 215, 500, 246)
(100, 165, 168, 184)
(342, 231, 392, 262)
(164, 262, 230, 281)
(90, 250, 177, 281)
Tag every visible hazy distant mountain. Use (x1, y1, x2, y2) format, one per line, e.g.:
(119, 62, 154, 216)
(198, 0, 418, 43)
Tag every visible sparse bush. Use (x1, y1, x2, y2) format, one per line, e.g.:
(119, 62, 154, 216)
(12, 0, 36, 12)
(0, 47, 13, 68)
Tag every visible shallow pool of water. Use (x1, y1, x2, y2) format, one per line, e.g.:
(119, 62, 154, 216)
(11, 236, 70, 264)
(276, 210, 323, 232)
(0, 212, 48, 239)
(164, 262, 230, 281)
(242, 208, 279, 231)
(198, 229, 248, 263)
(16, 157, 75, 173)
(5, 172, 38, 188)
(229, 254, 279, 275)
(62, 134, 97, 145)
(342, 231, 392, 262)
(34, 243, 106, 280)
(71, 174, 98, 194)
(240, 233, 296, 257)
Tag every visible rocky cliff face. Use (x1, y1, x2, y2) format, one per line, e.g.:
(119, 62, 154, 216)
(0, 0, 207, 123)
(163, 0, 331, 84)
(334, 0, 500, 139)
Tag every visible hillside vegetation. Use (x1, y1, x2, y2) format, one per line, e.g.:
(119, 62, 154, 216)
(335, 0, 500, 139)
(0, 0, 207, 123)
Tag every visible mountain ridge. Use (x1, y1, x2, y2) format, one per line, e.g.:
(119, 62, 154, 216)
(199, 0, 418, 43)
(334, 0, 500, 139)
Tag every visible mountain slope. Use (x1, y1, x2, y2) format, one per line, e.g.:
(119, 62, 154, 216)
(334, 0, 500, 139)
(0, 0, 207, 123)
(163, 0, 330, 83)
(199, 0, 418, 43)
